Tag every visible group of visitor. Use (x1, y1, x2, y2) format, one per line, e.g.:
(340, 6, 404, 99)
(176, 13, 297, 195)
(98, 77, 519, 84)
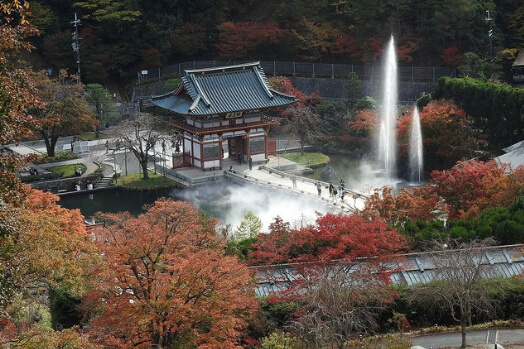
(327, 179, 346, 203)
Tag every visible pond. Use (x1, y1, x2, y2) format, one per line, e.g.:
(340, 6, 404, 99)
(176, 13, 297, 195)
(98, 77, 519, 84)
(303, 153, 361, 181)
(58, 188, 175, 217)
(58, 182, 331, 232)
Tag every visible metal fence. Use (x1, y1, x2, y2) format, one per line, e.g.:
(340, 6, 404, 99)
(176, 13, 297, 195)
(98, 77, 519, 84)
(137, 61, 455, 85)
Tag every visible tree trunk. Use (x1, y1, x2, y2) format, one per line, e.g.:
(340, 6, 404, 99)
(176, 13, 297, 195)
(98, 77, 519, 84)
(299, 136, 306, 156)
(140, 160, 149, 179)
(42, 131, 58, 157)
(460, 317, 467, 348)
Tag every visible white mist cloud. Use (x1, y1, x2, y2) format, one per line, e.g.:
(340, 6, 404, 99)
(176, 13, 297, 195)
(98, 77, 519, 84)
(173, 183, 330, 233)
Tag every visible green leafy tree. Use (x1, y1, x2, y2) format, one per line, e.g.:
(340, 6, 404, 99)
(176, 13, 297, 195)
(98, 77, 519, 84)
(458, 52, 498, 79)
(292, 18, 332, 61)
(85, 83, 120, 137)
(261, 331, 301, 349)
(344, 72, 362, 110)
(73, 0, 141, 24)
(227, 211, 262, 260)
(41, 31, 74, 74)
(234, 211, 262, 241)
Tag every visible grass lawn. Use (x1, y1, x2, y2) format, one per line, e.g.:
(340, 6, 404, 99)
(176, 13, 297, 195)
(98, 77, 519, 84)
(116, 172, 179, 190)
(48, 163, 86, 178)
(33, 152, 78, 164)
(280, 152, 330, 167)
(77, 132, 109, 141)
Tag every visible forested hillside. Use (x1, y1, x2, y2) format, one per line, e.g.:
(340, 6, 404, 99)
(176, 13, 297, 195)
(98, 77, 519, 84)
(29, 0, 524, 84)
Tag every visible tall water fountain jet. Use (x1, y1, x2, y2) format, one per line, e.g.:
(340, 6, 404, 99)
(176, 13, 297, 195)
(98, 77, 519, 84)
(409, 106, 423, 183)
(377, 35, 398, 179)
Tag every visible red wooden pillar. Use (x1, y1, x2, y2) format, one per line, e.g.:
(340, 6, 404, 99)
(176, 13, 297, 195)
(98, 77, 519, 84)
(245, 130, 251, 160)
(218, 134, 223, 168)
(198, 135, 204, 169)
(264, 129, 269, 159)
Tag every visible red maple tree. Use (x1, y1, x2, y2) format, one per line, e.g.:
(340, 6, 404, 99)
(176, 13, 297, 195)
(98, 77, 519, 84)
(83, 199, 258, 349)
(249, 213, 407, 266)
(361, 185, 443, 226)
(430, 160, 522, 220)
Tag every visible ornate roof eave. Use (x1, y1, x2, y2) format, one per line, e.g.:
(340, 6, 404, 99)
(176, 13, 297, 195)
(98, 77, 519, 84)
(172, 118, 279, 137)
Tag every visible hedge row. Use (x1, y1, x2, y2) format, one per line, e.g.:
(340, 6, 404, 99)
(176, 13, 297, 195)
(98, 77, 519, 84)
(432, 77, 524, 147)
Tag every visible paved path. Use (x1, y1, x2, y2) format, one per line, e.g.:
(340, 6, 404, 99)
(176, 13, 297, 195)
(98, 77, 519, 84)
(409, 328, 524, 348)
(227, 159, 368, 213)
(9, 137, 115, 178)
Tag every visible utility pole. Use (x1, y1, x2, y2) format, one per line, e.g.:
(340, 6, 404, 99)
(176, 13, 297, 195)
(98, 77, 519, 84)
(71, 13, 82, 83)
(485, 10, 493, 59)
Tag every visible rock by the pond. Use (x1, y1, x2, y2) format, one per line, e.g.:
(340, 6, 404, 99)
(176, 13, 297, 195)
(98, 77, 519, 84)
(321, 166, 337, 181)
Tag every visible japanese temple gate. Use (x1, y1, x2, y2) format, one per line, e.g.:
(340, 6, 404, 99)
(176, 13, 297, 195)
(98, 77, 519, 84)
(151, 62, 296, 170)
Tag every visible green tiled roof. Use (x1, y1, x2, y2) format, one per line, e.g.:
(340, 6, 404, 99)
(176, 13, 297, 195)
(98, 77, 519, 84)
(150, 62, 296, 116)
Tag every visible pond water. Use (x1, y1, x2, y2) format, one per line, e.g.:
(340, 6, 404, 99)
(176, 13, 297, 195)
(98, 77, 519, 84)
(58, 188, 175, 217)
(303, 153, 361, 182)
(59, 153, 373, 232)
(58, 182, 331, 233)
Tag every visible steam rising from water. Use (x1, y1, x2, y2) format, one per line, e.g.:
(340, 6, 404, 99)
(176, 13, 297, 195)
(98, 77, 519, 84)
(173, 184, 330, 233)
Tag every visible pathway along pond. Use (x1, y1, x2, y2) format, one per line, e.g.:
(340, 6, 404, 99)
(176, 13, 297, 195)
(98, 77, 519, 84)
(59, 154, 362, 231)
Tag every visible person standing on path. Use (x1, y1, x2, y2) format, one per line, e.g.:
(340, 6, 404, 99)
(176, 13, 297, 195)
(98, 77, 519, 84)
(248, 156, 253, 170)
(338, 181, 344, 200)
(316, 181, 322, 196)
(291, 174, 297, 188)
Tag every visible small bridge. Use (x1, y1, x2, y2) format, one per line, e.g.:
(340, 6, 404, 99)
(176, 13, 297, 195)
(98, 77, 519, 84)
(223, 161, 369, 214)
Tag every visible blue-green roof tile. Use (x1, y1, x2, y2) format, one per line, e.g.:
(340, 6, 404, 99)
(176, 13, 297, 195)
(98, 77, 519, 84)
(151, 62, 296, 116)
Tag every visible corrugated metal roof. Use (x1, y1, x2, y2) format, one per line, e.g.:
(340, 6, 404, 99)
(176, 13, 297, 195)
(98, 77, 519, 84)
(253, 245, 524, 297)
(150, 62, 296, 116)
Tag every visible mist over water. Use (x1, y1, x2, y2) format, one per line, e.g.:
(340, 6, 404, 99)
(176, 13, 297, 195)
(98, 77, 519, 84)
(173, 183, 330, 233)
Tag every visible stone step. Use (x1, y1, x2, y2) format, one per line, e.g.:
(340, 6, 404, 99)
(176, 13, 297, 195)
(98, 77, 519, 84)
(96, 177, 114, 188)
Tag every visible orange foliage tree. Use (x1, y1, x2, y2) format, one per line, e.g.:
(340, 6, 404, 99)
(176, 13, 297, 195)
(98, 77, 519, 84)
(0, 1, 41, 204)
(397, 99, 480, 175)
(346, 108, 379, 152)
(84, 199, 258, 349)
(360, 186, 443, 227)
(31, 70, 98, 157)
(0, 188, 98, 343)
(430, 160, 523, 220)
(359, 160, 523, 224)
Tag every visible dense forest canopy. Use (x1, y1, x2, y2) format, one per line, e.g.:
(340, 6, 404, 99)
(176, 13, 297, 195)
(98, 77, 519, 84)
(28, 0, 524, 84)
